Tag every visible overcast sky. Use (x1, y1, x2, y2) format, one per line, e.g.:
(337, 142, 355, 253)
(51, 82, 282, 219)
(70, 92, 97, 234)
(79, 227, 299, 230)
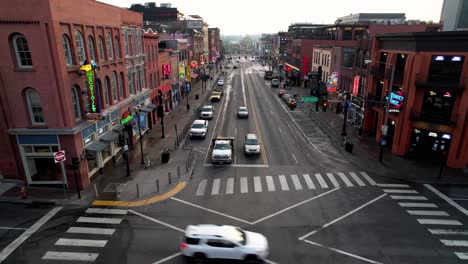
(98, 0, 444, 35)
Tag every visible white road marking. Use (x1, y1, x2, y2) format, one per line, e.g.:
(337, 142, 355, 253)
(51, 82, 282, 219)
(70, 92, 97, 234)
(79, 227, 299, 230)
(42, 251, 99, 262)
(326, 173, 340, 188)
(290, 174, 303, 190)
(211, 179, 220, 195)
(85, 208, 127, 215)
(0, 227, 27, 230)
(226, 178, 234, 194)
(0, 206, 62, 262)
(76, 217, 122, 225)
(303, 174, 315, 189)
(266, 176, 276, 191)
(196, 179, 207, 196)
(251, 188, 340, 225)
(407, 210, 449, 216)
(240, 177, 248, 193)
(399, 203, 438, 208)
(299, 194, 387, 240)
(383, 189, 418, 194)
(292, 153, 299, 164)
(129, 210, 185, 232)
(390, 195, 428, 200)
(337, 172, 353, 187)
(377, 183, 410, 188)
(440, 240, 468, 247)
(170, 197, 252, 225)
(278, 175, 290, 191)
(264, 259, 280, 264)
(424, 184, 468, 217)
(455, 252, 468, 259)
(417, 219, 462, 225)
(55, 238, 107, 247)
(360, 172, 376, 185)
(349, 172, 365, 186)
(67, 227, 115, 235)
(152, 252, 183, 264)
(315, 173, 328, 188)
(302, 240, 383, 264)
(203, 164, 269, 168)
(428, 229, 468, 235)
(254, 176, 262, 192)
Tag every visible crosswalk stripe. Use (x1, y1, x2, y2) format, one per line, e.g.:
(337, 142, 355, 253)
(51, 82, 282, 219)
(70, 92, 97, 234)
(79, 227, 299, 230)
(349, 172, 365, 186)
(85, 208, 127, 215)
(279, 175, 289, 191)
(417, 219, 462, 225)
(428, 229, 468, 235)
(383, 189, 418, 194)
(390, 195, 428, 200)
(302, 174, 315, 189)
(66, 227, 115, 235)
(76, 217, 122, 225)
(290, 174, 303, 190)
(377, 183, 410, 188)
(240, 177, 248, 193)
(315, 173, 328, 188)
(440, 240, 468, 247)
(211, 179, 220, 195)
(42, 251, 99, 261)
(196, 180, 207, 196)
(254, 176, 262, 192)
(337, 172, 353, 187)
(360, 172, 376, 185)
(326, 173, 340, 188)
(55, 238, 107, 247)
(407, 210, 449, 216)
(266, 176, 275, 191)
(399, 203, 438, 208)
(226, 178, 234, 194)
(455, 252, 468, 259)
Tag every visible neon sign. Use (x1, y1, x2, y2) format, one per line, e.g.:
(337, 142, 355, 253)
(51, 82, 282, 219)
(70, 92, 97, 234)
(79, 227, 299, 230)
(389, 91, 404, 109)
(86, 71, 98, 113)
(121, 111, 133, 125)
(162, 64, 171, 75)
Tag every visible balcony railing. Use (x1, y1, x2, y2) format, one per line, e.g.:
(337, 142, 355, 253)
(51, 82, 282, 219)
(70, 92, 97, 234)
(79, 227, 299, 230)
(410, 108, 457, 126)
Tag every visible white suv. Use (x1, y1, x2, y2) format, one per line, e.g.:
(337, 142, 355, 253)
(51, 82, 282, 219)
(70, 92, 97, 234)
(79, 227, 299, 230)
(190, 120, 208, 139)
(181, 224, 269, 263)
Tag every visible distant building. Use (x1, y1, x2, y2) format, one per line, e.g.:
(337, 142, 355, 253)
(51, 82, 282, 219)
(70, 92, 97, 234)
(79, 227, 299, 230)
(336, 13, 406, 24)
(440, 0, 468, 31)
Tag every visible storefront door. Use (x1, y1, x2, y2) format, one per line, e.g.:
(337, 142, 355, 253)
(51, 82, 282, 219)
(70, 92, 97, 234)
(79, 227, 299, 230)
(409, 128, 452, 162)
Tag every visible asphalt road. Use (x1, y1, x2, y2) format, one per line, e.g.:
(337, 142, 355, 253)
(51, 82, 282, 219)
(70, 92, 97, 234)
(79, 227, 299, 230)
(1, 57, 467, 264)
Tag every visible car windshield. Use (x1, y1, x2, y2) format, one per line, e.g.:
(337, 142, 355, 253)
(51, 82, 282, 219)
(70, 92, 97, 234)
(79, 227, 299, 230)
(192, 123, 205, 129)
(202, 107, 212, 111)
(214, 143, 230, 150)
(239, 108, 247, 112)
(246, 139, 258, 145)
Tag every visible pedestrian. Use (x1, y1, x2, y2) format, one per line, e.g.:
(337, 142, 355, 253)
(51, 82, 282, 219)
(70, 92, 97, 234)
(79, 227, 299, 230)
(186, 103, 190, 111)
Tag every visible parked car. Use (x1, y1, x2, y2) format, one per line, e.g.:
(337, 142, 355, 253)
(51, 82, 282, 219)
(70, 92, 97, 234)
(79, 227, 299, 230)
(282, 94, 292, 102)
(217, 79, 224, 86)
(210, 92, 222, 102)
(244, 134, 261, 155)
(271, 78, 280, 88)
(277, 89, 287, 97)
(288, 99, 297, 109)
(181, 224, 269, 263)
(264, 71, 273, 80)
(237, 106, 249, 119)
(190, 120, 208, 139)
(199, 105, 214, 119)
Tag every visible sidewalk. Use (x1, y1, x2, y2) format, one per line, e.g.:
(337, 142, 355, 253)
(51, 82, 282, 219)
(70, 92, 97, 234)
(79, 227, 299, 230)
(284, 85, 468, 185)
(0, 70, 224, 206)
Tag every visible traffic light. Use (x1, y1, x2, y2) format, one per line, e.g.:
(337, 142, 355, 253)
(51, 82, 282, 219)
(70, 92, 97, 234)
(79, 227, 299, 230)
(71, 157, 80, 170)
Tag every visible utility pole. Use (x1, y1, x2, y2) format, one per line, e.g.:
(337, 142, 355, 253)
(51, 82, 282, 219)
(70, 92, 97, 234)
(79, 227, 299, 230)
(136, 110, 145, 164)
(379, 63, 395, 162)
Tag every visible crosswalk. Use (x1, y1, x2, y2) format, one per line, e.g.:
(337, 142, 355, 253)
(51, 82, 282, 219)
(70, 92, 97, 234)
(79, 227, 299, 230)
(195, 171, 375, 196)
(383, 184, 468, 261)
(41, 207, 127, 262)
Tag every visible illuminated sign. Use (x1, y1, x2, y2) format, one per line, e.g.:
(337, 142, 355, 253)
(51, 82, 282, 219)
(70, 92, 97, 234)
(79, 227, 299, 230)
(429, 132, 438, 137)
(444, 92, 452, 97)
(352, 76, 360, 96)
(389, 91, 404, 110)
(327, 72, 339, 92)
(190, 61, 198, 68)
(86, 71, 98, 113)
(178, 63, 186, 78)
(121, 111, 133, 125)
(442, 134, 451, 139)
(162, 64, 171, 75)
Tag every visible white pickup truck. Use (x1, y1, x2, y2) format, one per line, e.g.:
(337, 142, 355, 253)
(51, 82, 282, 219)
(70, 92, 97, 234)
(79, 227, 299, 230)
(211, 137, 234, 164)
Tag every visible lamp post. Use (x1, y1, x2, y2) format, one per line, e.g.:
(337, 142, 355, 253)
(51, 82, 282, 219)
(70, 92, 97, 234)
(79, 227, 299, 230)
(365, 59, 395, 162)
(135, 109, 145, 164)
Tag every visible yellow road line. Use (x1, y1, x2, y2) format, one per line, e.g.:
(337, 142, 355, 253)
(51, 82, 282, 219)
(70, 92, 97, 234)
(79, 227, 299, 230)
(91, 181, 187, 207)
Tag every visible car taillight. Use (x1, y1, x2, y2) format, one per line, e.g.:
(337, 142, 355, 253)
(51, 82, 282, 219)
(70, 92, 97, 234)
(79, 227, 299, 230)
(180, 242, 188, 249)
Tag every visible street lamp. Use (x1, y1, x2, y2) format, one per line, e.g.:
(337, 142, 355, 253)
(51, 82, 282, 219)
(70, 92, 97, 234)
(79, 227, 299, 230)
(135, 109, 145, 165)
(365, 59, 395, 162)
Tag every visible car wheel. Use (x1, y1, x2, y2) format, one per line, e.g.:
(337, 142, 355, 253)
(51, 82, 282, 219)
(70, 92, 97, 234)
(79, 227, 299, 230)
(192, 253, 206, 264)
(244, 254, 261, 264)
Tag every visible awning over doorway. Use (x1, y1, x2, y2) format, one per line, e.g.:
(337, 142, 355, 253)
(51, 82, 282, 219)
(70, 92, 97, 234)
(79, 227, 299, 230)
(85, 141, 109, 152)
(99, 131, 119, 142)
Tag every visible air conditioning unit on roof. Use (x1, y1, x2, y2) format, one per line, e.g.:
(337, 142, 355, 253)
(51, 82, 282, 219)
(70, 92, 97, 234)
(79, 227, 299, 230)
(160, 3, 171, 7)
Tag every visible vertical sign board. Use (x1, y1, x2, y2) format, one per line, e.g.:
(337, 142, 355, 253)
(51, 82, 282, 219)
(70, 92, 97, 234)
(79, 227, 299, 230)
(162, 64, 171, 75)
(86, 68, 100, 113)
(353, 76, 360, 96)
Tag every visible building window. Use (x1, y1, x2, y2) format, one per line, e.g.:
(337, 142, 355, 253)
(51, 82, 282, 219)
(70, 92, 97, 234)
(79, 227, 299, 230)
(106, 33, 114, 60)
(25, 89, 45, 125)
(88, 36, 96, 61)
(124, 31, 129, 56)
(104, 77, 111, 105)
(128, 69, 134, 94)
(111, 72, 118, 102)
(115, 36, 121, 58)
(82, 79, 90, 113)
(75, 31, 86, 64)
(12, 34, 33, 68)
(429, 55, 464, 82)
(141, 67, 146, 89)
(149, 74, 153, 89)
(422, 90, 455, 119)
(71, 85, 81, 120)
(119, 72, 125, 98)
(135, 66, 141, 92)
(98, 36, 105, 61)
(62, 34, 73, 66)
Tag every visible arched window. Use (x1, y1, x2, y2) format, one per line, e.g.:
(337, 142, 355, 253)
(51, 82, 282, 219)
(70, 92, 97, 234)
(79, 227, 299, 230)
(98, 36, 105, 61)
(111, 72, 118, 102)
(82, 79, 90, 113)
(71, 85, 81, 120)
(12, 34, 33, 68)
(119, 72, 125, 98)
(25, 89, 44, 124)
(75, 31, 86, 64)
(106, 33, 114, 59)
(62, 34, 73, 66)
(128, 69, 134, 95)
(140, 67, 146, 89)
(104, 77, 111, 105)
(88, 36, 96, 61)
(149, 74, 153, 90)
(114, 36, 121, 58)
(135, 66, 141, 92)
(124, 31, 130, 56)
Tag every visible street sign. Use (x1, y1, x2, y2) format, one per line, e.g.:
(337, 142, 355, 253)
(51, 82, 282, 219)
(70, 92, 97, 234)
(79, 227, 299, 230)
(381, 125, 388, 136)
(301, 96, 318, 103)
(54, 150, 66, 163)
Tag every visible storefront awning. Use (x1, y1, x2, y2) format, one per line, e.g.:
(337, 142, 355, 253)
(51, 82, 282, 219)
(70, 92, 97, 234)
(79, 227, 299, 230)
(284, 63, 300, 71)
(99, 131, 119, 142)
(85, 141, 109, 152)
(112, 124, 124, 132)
(141, 103, 156, 112)
(147, 103, 157, 109)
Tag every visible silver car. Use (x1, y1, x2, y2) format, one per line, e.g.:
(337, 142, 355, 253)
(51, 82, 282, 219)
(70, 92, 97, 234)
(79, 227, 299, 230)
(237, 106, 249, 119)
(199, 105, 214, 119)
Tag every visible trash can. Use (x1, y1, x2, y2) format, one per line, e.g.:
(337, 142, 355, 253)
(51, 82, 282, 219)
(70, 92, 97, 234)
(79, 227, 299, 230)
(345, 142, 354, 153)
(161, 149, 170, 163)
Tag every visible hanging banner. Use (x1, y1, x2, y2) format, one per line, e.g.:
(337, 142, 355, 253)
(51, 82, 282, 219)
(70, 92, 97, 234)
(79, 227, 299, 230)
(327, 72, 339, 93)
(352, 76, 360, 96)
(80, 64, 101, 113)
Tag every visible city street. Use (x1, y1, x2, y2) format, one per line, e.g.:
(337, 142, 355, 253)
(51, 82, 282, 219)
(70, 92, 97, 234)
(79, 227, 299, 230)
(1, 59, 467, 264)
